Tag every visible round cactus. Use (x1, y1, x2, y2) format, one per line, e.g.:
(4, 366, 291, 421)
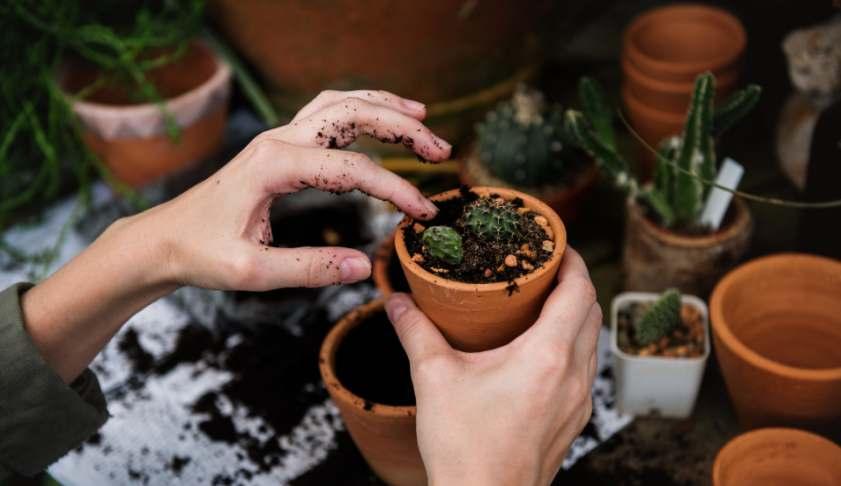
(422, 226, 463, 265)
(476, 84, 570, 187)
(463, 198, 521, 242)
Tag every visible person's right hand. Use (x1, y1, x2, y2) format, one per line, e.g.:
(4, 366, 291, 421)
(385, 248, 601, 486)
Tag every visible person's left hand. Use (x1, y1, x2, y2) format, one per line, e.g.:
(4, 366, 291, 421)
(119, 89, 452, 292)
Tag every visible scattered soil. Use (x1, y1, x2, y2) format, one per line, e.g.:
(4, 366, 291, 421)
(616, 301, 705, 358)
(334, 309, 415, 407)
(402, 186, 553, 284)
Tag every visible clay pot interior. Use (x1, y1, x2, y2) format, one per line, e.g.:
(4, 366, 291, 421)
(332, 308, 415, 407)
(373, 233, 411, 297)
(713, 428, 841, 486)
(713, 255, 841, 370)
(62, 42, 217, 105)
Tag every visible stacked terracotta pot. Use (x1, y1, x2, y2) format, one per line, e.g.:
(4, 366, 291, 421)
(621, 4, 746, 160)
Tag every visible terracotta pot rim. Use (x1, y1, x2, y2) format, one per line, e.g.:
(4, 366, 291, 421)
(372, 232, 397, 297)
(610, 291, 710, 363)
(710, 253, 841, 381)
(628, 197, 752, 249)
(621, 57, 739, 96)
(394, 187, 567, 292)
(623, 85, 687, 124)
(319, 299, 416, 417)
(460, 146, 600, 198)
(712, 427, 841, 485)
(623, 4, 746, 76)
(65, 41, 232, 116)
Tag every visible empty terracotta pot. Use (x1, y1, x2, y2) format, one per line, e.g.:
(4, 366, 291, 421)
(710, 254, 841, 433)
(623, 4, 746, 84)
(623, 197, 752, 296)
(622, 56, 739, 114)
(459, 148, 599, 222)
(319, 300, 424, 486)
(713, 428, 841, 486)
(64, 42, 231, 188)
(373, 230, 410, 297)
(394, 187, 566, 352)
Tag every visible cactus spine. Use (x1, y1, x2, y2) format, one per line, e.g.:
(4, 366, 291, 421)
(565, 73, 761, 230)
(476, 85, 570, 187)
(462, 198, 521, 242)
(422, 226, 463, 265)
(635, 289, 682, 346)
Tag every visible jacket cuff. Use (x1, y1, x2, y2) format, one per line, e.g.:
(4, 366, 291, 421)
(0, 283, 109, 476)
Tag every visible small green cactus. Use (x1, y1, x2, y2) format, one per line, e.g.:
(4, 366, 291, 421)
(476, 85, 572, 187)
(463, 198, 521, 242)
(635, 289, 682, 346)
(422, 226, 463, 265)
(565, 73, 762, 230)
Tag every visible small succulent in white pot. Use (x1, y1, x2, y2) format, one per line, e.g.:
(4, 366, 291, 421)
(610, 290, 710, 418)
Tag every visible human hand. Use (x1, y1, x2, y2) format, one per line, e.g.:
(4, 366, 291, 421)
(123, 89, 451, 291)
(385, 248, 601, 486)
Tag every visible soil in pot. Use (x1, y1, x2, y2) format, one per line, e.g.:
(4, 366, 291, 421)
(616, 300, 705, 358)
(402, 187, 553, 284)
(334, 309, 415, 407)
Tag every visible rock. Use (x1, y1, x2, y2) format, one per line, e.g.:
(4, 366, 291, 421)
(504, 254, 518, 268)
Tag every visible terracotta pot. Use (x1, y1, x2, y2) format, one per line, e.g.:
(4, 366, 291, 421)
(459, 147, 599, 222)
(622, 4, 746, 84)
(710, 254, 841, 433)
(622, 57, 739, 114)
(395, 187, 566, 352)
(713, 428, 841, 486)
(211, 0, 541, 145)
(319, 299, 424, 486)
(622, 197, 752, 296)
(64, 42, 231, 188)
(372, 230, 411, 297)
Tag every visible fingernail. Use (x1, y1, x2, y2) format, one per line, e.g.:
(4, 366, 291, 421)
(434, 135, 452, 153)
(421, 199, 439, 219)
(386, 294, 409, 321)
(339, 257, 371, 283)
(402, 99, 425, 111)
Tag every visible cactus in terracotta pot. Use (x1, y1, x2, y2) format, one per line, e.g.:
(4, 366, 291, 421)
(462, 197, 522, 242)
(566, 72, 761, 230)
(421, 226, 463, 265)
(635, 289, 682, 345)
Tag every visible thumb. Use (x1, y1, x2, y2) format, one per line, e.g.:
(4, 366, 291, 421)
(256, 246, 371, 289)
(385, 293, 452, 364)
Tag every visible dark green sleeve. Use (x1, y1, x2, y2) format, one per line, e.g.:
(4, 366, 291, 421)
(0, 283, 109, 479)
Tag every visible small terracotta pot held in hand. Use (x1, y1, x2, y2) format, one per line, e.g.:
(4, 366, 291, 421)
(622, 197, 752, 296)
(622, 4, 746, 84)
(395, 187, 566, 352)
(319, 300, 424, 486)
(710, 253, 841, 433)
(713, 428, 841, 486)
(64, 41, 232, 188)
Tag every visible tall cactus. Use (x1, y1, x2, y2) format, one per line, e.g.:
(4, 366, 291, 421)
(565, 73, 761, 230)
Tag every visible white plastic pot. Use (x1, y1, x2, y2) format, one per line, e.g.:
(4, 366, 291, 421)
(610, 291, 710, 418)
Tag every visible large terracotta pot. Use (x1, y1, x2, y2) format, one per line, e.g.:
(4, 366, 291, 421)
(622, 4, 746, 84)
(459, 148, 599, 222)
(319, 300, 424, 486)
(713, 428, 841, 486)
(623, 197, 752, 296)
(64, 42, 231, 188)
(211, 0, 541, 145)
(710, 254, 841, 433)
(395, 187, 566, 352)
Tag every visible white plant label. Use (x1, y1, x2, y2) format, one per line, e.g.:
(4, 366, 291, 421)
(700, 157, 744, 231)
